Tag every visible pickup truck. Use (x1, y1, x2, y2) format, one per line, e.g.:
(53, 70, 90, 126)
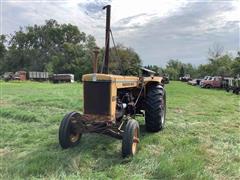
(179, 74, 192, 82)
(200, 76, 222, 88)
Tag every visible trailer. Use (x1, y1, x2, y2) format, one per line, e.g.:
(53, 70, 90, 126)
(28, 71, 49, 81)
(51, 74, 74, 83)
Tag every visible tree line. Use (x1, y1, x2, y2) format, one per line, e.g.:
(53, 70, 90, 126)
(0, 19, 141, 80)
(0, 19, 239, 81)
(146, 49, 240, 80)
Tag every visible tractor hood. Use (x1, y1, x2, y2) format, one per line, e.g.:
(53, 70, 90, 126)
(82, 73, 139, 83)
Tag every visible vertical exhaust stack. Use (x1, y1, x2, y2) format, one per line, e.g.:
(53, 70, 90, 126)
(93, 47, 100, 73)
(102, 5, 111, 74)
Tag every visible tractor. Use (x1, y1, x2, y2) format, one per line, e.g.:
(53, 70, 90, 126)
(59, 5, 166, 157)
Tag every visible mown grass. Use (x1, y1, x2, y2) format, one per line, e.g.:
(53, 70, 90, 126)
(0, 81, 239, 179)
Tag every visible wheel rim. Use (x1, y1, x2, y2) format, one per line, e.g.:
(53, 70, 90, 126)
(69, 133, 80, 143)
(69, 117, 80, 143)
(132, 128, 139, 154)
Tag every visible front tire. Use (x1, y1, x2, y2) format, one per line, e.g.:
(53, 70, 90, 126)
(122, 119, 140, 158)
(145, 84, 166, 132)
(59, 112, 82, 149)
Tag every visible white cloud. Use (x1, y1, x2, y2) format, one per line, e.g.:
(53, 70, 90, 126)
(111, 0, 188, 23)
(222, 0, 240, 22)
(2, 0, 188, 45)
(1, 0, 239, 66)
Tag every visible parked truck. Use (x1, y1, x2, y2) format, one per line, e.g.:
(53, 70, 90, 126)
(200, 76, 222, 88)
(179, 74, 192, 82)
(3, 71, 27, 81)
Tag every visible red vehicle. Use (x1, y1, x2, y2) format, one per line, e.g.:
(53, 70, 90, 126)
(200, 76, 222, 88)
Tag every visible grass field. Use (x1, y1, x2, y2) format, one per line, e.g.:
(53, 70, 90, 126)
(0, 81, 239, 179)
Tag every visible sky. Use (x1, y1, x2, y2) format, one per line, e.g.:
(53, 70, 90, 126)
(1, 0, 239, 66)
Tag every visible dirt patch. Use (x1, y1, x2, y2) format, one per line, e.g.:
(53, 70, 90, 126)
(0, 148, 11, 156)
(0, 100, 11, 107)
(174, 108, 183, 113)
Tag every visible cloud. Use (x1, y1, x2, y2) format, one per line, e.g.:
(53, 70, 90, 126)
(1, 0, 239, 66)
(113, 1, 239, 66)
(79, 0, 111, 13)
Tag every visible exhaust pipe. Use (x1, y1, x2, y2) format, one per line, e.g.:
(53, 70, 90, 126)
(102, 5, 111, 74)
(93, 46, 100, 73)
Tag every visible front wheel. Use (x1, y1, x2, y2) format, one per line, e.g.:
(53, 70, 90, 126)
(59, 112, 82, 149)
(122, 119, 140, 158)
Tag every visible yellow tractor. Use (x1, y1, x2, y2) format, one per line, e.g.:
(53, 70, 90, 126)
(59, 5, 166, 157)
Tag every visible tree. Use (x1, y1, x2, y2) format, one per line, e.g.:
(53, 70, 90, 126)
(98, 44, 142, 75)
(179, 66, 185, 78)
(231, 52, 240, 76)
(208, 43, 224, 62)
(165, 67, 178, 80)
(3, 19, 93, 80)
(144, 65, 162, 75)
(1, 19, 142, 80)
(165, 60, 183, 80)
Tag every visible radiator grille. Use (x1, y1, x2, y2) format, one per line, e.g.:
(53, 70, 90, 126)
(83, 81, 111, 115)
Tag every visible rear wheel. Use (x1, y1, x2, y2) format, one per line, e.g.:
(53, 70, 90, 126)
(59, 112, 82, 149)
(233, 88, 236, 94)
(145, 84, 166, 132)
(235, 88, 239, 95)
(122, 119, 140, 158)
(205, 84, 212, 88)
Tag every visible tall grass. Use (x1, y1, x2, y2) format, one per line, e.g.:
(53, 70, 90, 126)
(0, 81, 239, 179)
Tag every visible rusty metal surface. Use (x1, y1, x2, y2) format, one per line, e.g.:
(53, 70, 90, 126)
(71, 113, 123, 139)
(81, 114, 112, 122)
(12, 71, 27, 81)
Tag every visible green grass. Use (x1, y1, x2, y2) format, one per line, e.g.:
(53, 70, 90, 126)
(0, 81, 239, 179)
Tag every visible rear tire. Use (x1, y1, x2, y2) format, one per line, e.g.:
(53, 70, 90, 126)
(145, 84, 166, 132)
(205, 84, 212, 88)
(235, 88, 239, 95)
(59, 112, 82, 149)
(233, 88, 236, 94)
(122, 119, 140, 158)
